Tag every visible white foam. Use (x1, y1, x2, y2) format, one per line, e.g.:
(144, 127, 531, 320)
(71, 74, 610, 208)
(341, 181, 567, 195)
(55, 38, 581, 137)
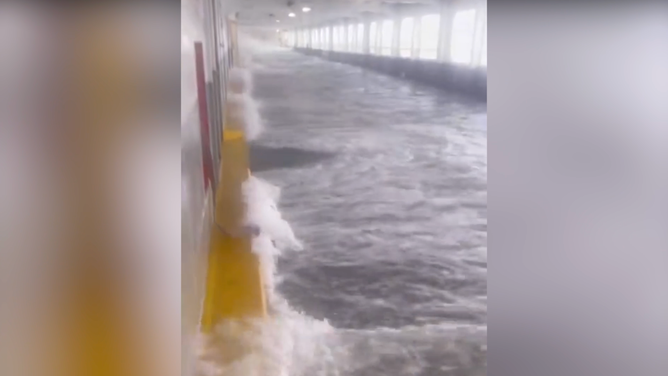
(229, 67, 253, 95)
(227, 92, 264, 141)
(243, 176, 302, 302)
(195, 309, 338, 376)
(226, 65, 264, 141)
(244, 176, 302, 251)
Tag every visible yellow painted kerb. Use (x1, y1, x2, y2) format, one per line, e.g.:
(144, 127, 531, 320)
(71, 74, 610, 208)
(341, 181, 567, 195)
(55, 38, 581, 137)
(200, 123, 267, 335)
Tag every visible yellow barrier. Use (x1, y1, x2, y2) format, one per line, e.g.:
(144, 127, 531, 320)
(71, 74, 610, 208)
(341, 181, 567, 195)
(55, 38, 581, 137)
(198, 15, 269, 372)
(200, 129, 267, 334)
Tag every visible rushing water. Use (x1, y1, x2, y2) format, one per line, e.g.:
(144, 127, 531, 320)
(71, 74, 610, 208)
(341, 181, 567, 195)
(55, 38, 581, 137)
(239, 50, 486, 376)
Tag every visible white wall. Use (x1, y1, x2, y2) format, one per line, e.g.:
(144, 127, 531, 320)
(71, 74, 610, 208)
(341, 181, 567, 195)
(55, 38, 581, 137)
(181, 1, 213, 376)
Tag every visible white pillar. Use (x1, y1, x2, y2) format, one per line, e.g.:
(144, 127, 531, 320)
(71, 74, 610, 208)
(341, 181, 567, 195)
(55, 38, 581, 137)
(375, 20, 382, 52)
(392, 13, 401, 57)
(342, 22, 348, 52)
(350, 23, 357, 52)
(412, 16, 421, 59)
(363, 19, 370, 54)
(307, 28, 311, 48)
(437, 2, 454, 62)
(471, 1, 487, 66)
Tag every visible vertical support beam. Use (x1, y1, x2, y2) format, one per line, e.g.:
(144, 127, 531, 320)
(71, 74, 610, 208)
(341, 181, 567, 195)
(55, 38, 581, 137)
(437, 1, 455, 62)
(412, 15, 421, 59)
(392, 12, 401, 57)
(310, 28, 314, 49)
(471, 1, 487, 66)
(355, 23, 360, 52)
(219, 12, 229, 108)
(226, 20, 235, 63)
(375, 20, 382, 53)
(337, 23, 341, 51)
(368, 20, 376, 55)
(328, 25, 333, 51)
(322, 27, 326, 50)
(229, 19, 239, 66)
(363, 19, 370, 54)
(342, 22, 348, 51)
(334, 21, 343, 51)
(307, 27, 312, 49)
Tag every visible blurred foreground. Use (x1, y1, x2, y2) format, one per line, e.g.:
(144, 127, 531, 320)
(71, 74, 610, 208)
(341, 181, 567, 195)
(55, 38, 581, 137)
(0, 3, 180, 376)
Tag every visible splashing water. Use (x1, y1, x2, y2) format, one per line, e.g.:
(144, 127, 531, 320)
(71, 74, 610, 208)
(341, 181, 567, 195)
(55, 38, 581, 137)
(195, 175, 340, 376)
(227, 92, 264, 141)
(227, 67, 264, 141)
(195, 32, 487, 376)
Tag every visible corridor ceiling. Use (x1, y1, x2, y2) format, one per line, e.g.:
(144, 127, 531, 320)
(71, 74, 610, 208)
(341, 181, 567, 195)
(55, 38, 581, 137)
(226, 0, 456, 28)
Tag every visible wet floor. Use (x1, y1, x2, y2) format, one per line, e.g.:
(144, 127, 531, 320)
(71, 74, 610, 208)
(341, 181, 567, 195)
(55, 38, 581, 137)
(250, 50, 487, 376)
